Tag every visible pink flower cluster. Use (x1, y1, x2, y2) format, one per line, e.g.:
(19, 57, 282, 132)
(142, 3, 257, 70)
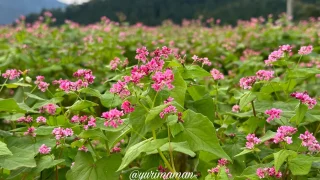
(207, 158, 232, 177)
(78, 145, 88, 152)
(160, 105, 177, 119)
(110, 80, 131, 98)
(210, 69, 224, 80)
(71, 115, 96, 130)
(298, 45, 313, 55)
(53, 69, 95, 92)
(299, 131, 320, 152)
(135, 46, 149, 63)
(52, 127, 74, 140)
(151, 69, 174, 92)
(34, 76, 49, 92)
(290, 91, 317, 109)
(121, 101, 135, 114)
(265, 49, 284, 66)
(17, 115, 33, 123)
(24, 126, 36, 137)
(39, 144, 51, 154)
(111, 139, 125, 153)
(265, 108, 282, 123)
(2, 69, 21, 80)
(239, 76, 256, 89)
(39, 104, 57, 115)
(256, 167, 282, 179)
(192, 55, 212, 66)
(36, 116, 47, 123)
(232, 105, 240, 113)
(102, 109, 124, 128)
(273, 126, 297, 144)
(109, 57, 129, 70)
(255, 70, 274, 81)
(279, 44, 292, 52)
(246, 134, 261, 149)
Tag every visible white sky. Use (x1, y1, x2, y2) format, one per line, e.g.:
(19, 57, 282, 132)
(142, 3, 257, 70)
(57, 0, 90, 5)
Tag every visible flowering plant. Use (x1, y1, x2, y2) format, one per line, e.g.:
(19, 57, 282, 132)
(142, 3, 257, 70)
(0, 14, 320, 180)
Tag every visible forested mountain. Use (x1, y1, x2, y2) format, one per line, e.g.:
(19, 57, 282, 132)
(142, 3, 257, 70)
(23, 0, 320, 25)
(0, 0, 65, 25)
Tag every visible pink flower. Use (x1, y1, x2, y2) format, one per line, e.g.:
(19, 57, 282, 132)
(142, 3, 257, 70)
(256, 70, 274, 81)
(210, 69, 224, 80)
(39, 144, 51, 154)
(36, 116, 46, 123)
(110, 57, 121, 70)
(159, 105, 177, 119)
(39, 104, 57, 115)
(151, 69, 174, 92)
(102, 109, 124, 128)
(110, 80, 131, 98)
(279, 45, 292, 52)
(246, 134, 261, 149)
(121, 101, 135, 114)
(192, 55, 212, 66)
(273, 126, 297, 144)
(298, 45, 313, 55)
(2, 69, 21, 80)
(73, 69, 95, 84)
(299, 131, 320, 152)
(78, 145, 88, 152)
(52, 127, 73, 140)
(145, 57, 165, 72)
(218, 158, 228, 166)
(291, 91, 317, 109)
(256, 167, 282, 179)
(84, 117, 96, 130)
(135, 46, 149, 63)
(208, 167, 220, 174)
(17, 115, 33, 123)
(232, 105, 240, 113)
(239, 76, 256, 89)
(265, 108, 282, 123)
(164, 97, 174, 104)
(24, 126, 36, 137)
(71, 115, 80, 123)
(34, 76, 49, 92)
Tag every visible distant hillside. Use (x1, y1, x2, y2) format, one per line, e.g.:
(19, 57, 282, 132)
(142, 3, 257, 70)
(25, 0, 320, 26)
(0, 0, 65, 25)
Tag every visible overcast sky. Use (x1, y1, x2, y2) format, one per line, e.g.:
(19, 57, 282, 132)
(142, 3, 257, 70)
(57, 0, 90, 5)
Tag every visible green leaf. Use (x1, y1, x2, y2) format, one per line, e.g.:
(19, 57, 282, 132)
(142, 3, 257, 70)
(78, 88, 102, 98)
(0, 98, 26, 113)
(145, 104, 167, 125)
(0, 141, 12, 156)
(117, 138, 168, 171)
(187, 85, 208, 101)
(32, 155, 64, 174)
(100, 92, 122, 108)
(35, 126, 55, 136)
(4, 83, 31, 88)
(182, 65, 211, 79)
(68, 100, 98, 111)
(274, 150, 297, 171)
(66, 152, 122, 180)
(174, 110, 231, 160)
(147, 142, 196, 157)
(287, 68, 320, 79)
(290, 103, 308, 125)
(186, 96, 215, 122)
(234, 149, 253, 158)
(79, 129, 107, 140)
(170, 70, 187, 109)
(0, 146, 36, 170)
(239, 92, 256, 109)
(260, 130, 276, 142)
(288, 155, 320, 175)
(24, 92, 46, 101)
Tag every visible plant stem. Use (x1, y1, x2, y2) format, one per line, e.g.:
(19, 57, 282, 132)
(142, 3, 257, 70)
(152, 129, 175, 174)
(251, 101, 256, 117)
(102, 130, 110, 156)
(167, 127, 176, 172)
(152, 91, 159, 108)
(88, 140, 100, 159)
(0, 78, 8, 93)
